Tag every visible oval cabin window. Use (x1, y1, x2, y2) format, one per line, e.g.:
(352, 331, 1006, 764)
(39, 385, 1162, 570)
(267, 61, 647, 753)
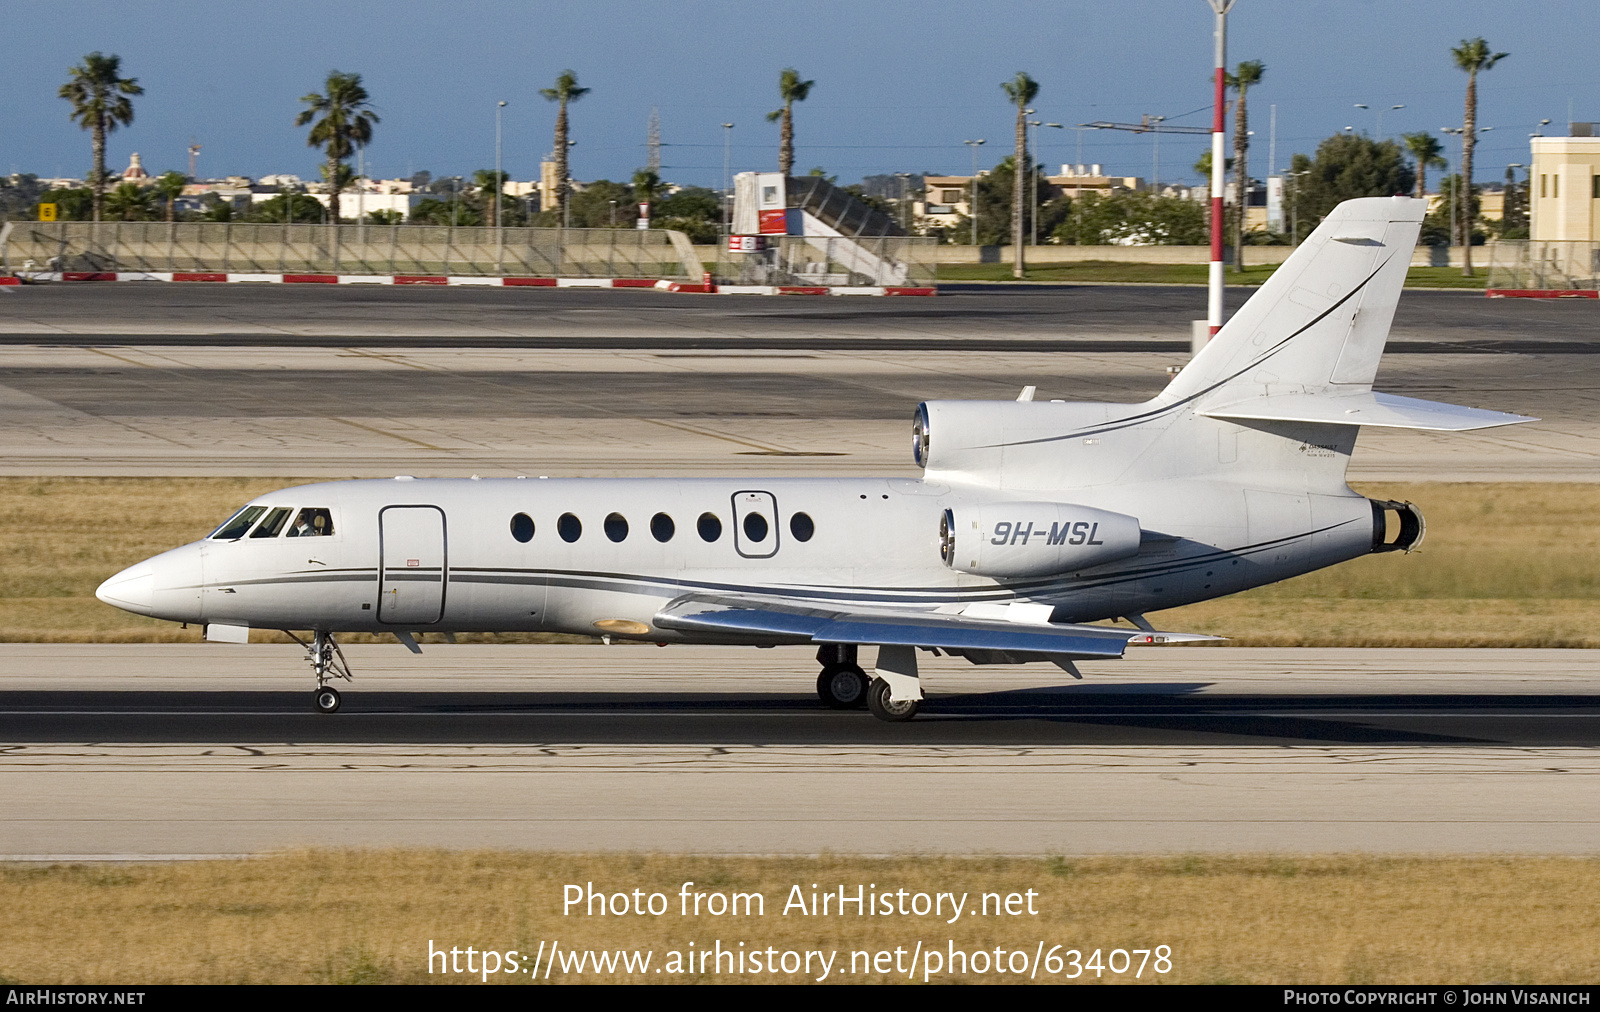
(697, 512, 722, 542)
(651, 513, 675, 542)
(510, 513, 535, 543)
(604, 513, 629, 542)
(789, 512, 815, 542)
(743, 512, 769, 543)
(557, 513, 582, 543)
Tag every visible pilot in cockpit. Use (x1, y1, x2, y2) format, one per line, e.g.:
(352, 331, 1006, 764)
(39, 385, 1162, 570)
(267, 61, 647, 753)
(287, 508, 332, 538)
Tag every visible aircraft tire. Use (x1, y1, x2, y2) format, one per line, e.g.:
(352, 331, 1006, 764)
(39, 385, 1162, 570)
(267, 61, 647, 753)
(866, 678, 920, 723)
(313, 686, 342, 714)
(817, 664, 869, 709)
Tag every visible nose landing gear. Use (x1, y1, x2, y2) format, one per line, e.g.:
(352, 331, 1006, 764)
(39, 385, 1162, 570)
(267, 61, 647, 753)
(287, 630, 352, 714)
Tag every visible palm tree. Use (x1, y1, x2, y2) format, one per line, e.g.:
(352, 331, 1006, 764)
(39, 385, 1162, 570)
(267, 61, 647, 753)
(58, 53, 143, 222)
(765, 68, 814, 177)
(540, 71, 590, 224)
(154, 171, 186, 222)
(296, 71, 379, 224)
(1451, 38, 1508, 276)
(103, 181, 153, 221)
(1227, 61, 1265, 270)
(1001, 72, 1039, 279)
(473, 169, 508, 227)
(1402, 132, 1446, 200)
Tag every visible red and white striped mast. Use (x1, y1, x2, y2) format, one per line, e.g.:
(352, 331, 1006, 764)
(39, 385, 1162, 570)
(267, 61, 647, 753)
(1206, 0, 1236, 340)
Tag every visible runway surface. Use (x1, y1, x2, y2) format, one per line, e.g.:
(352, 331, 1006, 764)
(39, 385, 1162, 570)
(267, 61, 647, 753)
(0, 343, 1592, 480)
(3, 644, 1598, 857)
(0, 282, 1595, 346)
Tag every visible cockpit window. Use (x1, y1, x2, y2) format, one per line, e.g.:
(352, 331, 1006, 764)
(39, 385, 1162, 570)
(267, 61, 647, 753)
(250, 507, 293, 538)
(211, 505, 266, 540)
(286, 508, 334, 537)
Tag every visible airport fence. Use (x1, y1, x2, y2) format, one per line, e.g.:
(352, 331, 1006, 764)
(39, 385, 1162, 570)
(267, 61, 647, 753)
(1485, 240, 1600, 291)
(713, 235, 938, 288)
(0, 221, 705, 280)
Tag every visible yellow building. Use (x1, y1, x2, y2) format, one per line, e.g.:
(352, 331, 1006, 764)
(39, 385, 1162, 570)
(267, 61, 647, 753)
(1530, 134, 1600, 241)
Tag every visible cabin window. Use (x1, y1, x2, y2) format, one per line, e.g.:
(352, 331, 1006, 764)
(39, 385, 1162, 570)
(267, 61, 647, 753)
(697, 512, 723, 542)
(210, 505, 266, 540)
(510, 513, 535, 543)
(743, 512, 770, 543)
(286, 508, 334, 537)
(250, 507, 292, 538)
(789, 512, 815, 542)
(651, 513, 675, 542)
(558, 513, 582, 543)
(604, 512, 629, 542)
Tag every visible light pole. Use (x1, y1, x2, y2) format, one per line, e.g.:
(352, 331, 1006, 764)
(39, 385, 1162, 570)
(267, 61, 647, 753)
(964, 139, 985, 245)
(1147, 114, 1166, 192)
(1354, 103, 1405, 140)
(1028, 120, 1062, 243)
(561, 140, 575, 229)
(1506, 162, 1524, 238)
(495, 101, 507, 230)
(1205, 0, 1237, 340)
(495, 100, 507, 272)
(1287, 168, 1310, 246)
(721, 123, 734, 236)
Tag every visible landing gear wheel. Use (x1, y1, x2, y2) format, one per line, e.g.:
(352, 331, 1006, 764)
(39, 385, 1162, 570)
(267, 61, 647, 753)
(313, 686, 342, 714)
(817, 664, 869, 709)
(866, 678, 920, 723)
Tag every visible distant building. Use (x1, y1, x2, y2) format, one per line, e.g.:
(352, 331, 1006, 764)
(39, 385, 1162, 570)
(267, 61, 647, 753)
(1530, 127, 1600, 242)
(119, 153, 149, 180)
(915, 165, 1147, 229)
(1048, 165, 1145, 199)
(916, 175, 980, 227)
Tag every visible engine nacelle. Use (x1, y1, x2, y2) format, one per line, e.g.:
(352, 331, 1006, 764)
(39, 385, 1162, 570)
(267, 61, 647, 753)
(939, 502, 1143, 578)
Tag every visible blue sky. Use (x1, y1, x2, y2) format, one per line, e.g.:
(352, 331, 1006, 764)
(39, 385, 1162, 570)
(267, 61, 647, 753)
(2, 0, 1593, 189)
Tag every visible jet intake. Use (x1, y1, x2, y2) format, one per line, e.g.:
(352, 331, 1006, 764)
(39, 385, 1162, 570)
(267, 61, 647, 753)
(940, 502, 1142, 578)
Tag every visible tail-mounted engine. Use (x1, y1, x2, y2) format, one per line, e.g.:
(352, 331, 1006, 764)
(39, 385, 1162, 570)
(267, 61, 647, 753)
(940, 502, 1143, 578)
(1369, 499, 1425, 553)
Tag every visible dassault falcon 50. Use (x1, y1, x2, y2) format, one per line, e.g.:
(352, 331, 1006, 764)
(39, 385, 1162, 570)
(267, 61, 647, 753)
(96, 197, 1534, 721)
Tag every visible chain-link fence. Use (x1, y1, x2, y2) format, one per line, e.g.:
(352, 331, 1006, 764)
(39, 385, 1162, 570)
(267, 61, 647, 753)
(0, 222, 704, 279)
(713, 235, 937, 287)
(1486, 240, 1600, 291)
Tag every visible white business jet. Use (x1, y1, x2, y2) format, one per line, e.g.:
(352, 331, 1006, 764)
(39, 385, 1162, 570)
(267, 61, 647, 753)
(96, 197, 1533, 721)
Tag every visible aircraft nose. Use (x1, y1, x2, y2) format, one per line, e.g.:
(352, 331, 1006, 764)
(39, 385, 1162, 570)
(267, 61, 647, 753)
(96, 560, 156, 616)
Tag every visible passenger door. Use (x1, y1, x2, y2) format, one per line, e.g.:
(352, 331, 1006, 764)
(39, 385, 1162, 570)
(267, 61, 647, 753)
(731, 490, 780, 559)
(378, 505, 446, 624)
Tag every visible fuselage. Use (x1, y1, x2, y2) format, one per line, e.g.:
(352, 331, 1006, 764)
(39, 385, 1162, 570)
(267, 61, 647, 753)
(96, 472, 1378, 641)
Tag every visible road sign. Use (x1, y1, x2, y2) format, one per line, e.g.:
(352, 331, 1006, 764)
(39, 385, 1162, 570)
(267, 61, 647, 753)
(38, 203, 57, 222)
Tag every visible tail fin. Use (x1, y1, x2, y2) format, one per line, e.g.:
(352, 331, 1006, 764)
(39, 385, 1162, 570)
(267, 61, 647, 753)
(1163, 196, 1423, 405)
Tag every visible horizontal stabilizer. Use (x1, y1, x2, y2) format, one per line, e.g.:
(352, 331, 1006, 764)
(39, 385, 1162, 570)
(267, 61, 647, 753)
(1201, 390, 1537, 431)
(656, 595, 1215, 658)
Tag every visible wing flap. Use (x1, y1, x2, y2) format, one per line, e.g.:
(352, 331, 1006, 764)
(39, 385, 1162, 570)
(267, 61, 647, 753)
(654, 594, 1211, 659)
(1201, 390, 1536, 431)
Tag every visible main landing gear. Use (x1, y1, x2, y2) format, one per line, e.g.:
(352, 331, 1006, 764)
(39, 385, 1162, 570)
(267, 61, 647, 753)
(287, 630, 352, 714)
(815, 644, 868, 709)
(816, 644, 924, 721)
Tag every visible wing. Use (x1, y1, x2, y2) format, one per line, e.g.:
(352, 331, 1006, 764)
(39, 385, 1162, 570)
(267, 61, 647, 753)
(653, 593, 1216, 660)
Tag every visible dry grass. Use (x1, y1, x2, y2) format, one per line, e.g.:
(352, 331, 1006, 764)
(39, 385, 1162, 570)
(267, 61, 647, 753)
(0, 852, 1597, 984)
(2, 478, 1598, 646)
